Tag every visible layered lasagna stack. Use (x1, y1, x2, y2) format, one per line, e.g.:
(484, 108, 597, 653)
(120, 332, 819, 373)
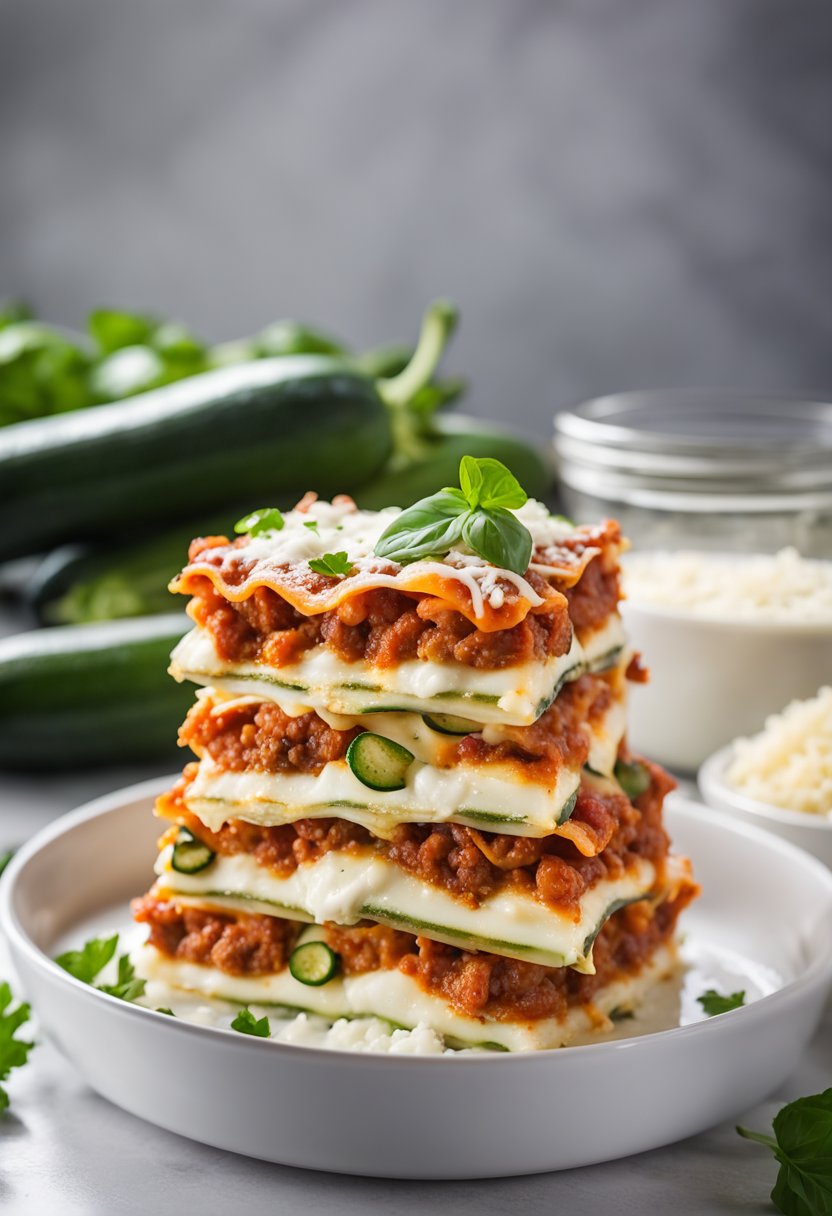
(133, 485, 697, 1051)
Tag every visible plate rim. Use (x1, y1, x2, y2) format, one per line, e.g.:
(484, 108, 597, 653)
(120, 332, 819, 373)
(699, 745, 832, 832)
(3, 775, 832, 1070)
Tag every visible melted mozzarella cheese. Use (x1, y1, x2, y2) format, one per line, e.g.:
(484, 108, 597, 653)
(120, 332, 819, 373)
(133, 931, 679, 1052)
(170, 615, 626, 727)
(154, 847, 656, 971)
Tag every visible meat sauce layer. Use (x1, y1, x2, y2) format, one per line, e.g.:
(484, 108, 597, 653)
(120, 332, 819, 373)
(180, 669, 620, 784)
(182, 524, 620, 672)
(133, 884, 696, 1025)
(157, 763, 674, 914)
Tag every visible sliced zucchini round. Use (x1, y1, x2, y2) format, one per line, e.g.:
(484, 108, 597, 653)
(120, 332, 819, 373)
(614, 759, 651, 802)
(289, 941, 340, 987)
(421, 712, 481, 736)
(171, 828, 215, 874)
(346, 732, 415, 791)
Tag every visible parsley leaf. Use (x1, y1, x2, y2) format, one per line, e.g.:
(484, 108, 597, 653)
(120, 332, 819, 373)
(303, 520, 319, 533)
(231, 1008, 271, 1037)
(0, 981, 35, 1113)
(374, 457, 534, 575)
(98, 954, 146, 1003)
(156, 1008, 175, 1016)
(697, 988, 746, 1016)
(234, 507, 285, 536)
(55, 934, 119, 984)
(0, 848, 15, 878)
(737, 1088, 832, 1216)
(308, 551, 355, 577)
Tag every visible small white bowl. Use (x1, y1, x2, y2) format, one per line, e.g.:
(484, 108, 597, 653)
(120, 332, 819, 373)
(699, 744, 832, 868)
(620, 597, 832, 773)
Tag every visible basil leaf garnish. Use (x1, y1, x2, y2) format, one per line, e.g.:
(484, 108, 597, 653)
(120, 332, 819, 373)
(459, 455, 528, 511)
(308, 551, 355, 577)
(374, 489, 468, 564)
(460, 507, 533, 574)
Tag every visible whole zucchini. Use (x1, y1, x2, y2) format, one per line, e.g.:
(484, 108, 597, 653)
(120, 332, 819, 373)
(0, 357, 391, 562)
(0, 615, 191, 769)
(354, 413, 552, 510)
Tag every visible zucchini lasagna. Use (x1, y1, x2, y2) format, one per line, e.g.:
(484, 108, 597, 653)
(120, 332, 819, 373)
(132, 479, 697, 1051)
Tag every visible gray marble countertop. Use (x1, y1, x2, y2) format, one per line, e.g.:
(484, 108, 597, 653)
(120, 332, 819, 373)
(0, 763, 829, 1215)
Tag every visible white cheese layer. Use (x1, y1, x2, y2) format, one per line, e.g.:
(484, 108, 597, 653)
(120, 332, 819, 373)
(169, 615, 626, 727)
(133, 929, 679, 1052)
(154, 847, 656, 971)
(185, 754, 583, 838)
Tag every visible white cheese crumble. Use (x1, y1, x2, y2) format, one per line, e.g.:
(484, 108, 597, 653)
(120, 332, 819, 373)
(726, 687, 832, 817)
(623, 548, 832, 624)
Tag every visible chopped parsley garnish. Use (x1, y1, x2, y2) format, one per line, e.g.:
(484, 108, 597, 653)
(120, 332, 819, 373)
(0, 981, 35, 1113)
(697, 988, 746, 1016)
(308, 551, 355, 577)
(230, 1008, 271, 1037)
(0, 848, 15, 879)
(303, 520, 319, 533)
(374, 456, 533, 575)
(97, 954, 146, 1003)
(55, 933, 145, 1003)
(737, 1088, 832, 1215)
(156, 1008, 175, 1016)
(234, 507, 284, 536)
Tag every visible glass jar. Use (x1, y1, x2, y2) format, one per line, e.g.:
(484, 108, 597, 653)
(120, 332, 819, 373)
(553, 391, 832, 556)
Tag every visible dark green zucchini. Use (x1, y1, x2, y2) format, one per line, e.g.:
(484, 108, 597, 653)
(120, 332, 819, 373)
(0, 614, 191, 769)
(0, 357, 392, 562)
(353, 413, 552, 510)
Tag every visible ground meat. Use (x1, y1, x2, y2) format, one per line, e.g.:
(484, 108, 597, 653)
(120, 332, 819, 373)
(186, 562, 594, 673)
(132, 895, 301, 975)
(159, 763, 671, 915)
(180, 698, 362, 774)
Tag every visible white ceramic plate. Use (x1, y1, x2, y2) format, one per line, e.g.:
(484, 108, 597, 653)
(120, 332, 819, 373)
(699, 744, 832, 868)
(2, 778, 832, 1179)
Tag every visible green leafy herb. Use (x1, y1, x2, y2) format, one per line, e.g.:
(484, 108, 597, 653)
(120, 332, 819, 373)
(234, 507, 285, 536)
(230, 1008, 271, 1037)
(98, 954, 146, 1003)
(737, 1088, 832, 1216)
(698, 988, 746, 1016)
(308, 551, 355, 577)
(0, 848, 15, 879)
(156, 1007, 175, 1016)
(0, 982, 35, 1113)
(614, 759, 652, 802)
(55, 934, 119, 984)
(55, 934, 145, 1004)
(303, 520, 319, 533)
(374, 457, 533, 575)
(88, 309, 158, 354)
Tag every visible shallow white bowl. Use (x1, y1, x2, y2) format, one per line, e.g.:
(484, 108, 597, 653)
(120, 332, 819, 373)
(620, 597, 832, 773)
(699, 744, 832, 868)
(2, 778, 832, 1179)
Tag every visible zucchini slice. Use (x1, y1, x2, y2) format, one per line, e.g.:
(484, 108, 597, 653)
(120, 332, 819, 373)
(421, 712, 481, 736)
(171, 828, 215, 875)
(346, 733, 414, 791)
(614, 759, 651, 802)
(289, 941, 340, 987)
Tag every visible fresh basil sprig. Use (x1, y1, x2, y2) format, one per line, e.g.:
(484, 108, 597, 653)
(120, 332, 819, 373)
(737, 1088, 832, 1215)
(374, 456, 533, 575)
(234, 507, 284, 536)
(308, 551, 355, 577)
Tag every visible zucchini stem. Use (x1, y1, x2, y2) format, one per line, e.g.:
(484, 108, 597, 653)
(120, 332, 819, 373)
(377, 300, 458, 411)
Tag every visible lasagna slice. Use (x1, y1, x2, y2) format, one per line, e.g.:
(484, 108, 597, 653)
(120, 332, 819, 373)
(169, 499, 625, 727)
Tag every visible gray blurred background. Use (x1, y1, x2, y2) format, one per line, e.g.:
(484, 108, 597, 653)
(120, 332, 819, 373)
(2, 0, 831, 439)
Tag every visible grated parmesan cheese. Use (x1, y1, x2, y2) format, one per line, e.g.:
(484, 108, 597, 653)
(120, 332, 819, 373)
(623, 548, 832, 624)
(726, 687, 832, 817)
